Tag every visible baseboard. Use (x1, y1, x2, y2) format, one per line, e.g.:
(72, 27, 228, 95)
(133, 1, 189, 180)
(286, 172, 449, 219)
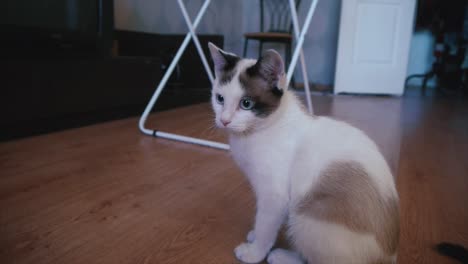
(294, 82, 333, 93)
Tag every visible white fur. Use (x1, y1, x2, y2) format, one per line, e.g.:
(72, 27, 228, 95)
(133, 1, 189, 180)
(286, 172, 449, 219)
(211, 58, 398, 264)
(288, 215, 391, 263)
(267, 248, 304, 264)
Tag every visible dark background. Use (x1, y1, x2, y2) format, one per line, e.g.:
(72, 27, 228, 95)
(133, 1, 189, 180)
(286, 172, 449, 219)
(0, 0, 223, 141)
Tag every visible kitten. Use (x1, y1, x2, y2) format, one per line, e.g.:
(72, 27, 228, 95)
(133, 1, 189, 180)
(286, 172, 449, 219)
(208, 43, 400, 264)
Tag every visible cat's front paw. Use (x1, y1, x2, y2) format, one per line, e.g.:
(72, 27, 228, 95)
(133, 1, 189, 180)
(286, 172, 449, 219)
(234, 242, 267, 263)
(246, 230, 255, 243)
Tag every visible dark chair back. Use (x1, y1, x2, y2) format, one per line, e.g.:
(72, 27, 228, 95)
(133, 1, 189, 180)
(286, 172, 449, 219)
(260, 0, 301, 33)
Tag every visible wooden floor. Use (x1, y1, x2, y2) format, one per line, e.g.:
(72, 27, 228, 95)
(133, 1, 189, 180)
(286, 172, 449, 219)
(1, 90, 467, 264)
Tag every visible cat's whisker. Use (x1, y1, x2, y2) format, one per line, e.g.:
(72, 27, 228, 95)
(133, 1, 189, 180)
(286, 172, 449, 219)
(200, 123, 218, 137)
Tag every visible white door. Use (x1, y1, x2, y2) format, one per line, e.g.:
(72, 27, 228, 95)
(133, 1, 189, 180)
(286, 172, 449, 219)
(334, 0, 417, 95)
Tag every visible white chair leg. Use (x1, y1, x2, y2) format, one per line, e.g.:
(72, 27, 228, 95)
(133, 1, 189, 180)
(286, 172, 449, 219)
(139, 0, 319, 150)
(177, 0, 214, 83)
(289, 0, 316, 114)
(138, 0, 230, 150)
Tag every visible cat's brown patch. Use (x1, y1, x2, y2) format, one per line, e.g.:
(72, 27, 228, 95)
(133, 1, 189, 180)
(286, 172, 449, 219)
(218, 52, 240, 84)
(208, 43, 240, 85)
(236, 50, 284, 117)
(297, 160, 399, 255)
(238, 69, 283, 117)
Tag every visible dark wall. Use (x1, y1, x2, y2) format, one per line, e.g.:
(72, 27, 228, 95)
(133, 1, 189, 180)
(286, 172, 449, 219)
(1, 0, 97, 32)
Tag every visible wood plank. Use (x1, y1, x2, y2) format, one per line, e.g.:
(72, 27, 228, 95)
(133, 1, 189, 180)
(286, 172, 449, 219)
(0, 91, 466, 264)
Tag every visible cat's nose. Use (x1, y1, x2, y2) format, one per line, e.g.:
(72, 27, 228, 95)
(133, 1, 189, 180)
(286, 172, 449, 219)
(221, 119, 231, 126)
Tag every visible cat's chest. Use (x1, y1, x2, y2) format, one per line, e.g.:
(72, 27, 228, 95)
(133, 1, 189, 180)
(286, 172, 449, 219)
(230, 139, 262, 168)
(229, 134, 292, 176)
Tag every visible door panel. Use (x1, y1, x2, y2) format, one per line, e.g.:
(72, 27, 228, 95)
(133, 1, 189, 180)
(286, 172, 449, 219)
(335, 0, 416, 95)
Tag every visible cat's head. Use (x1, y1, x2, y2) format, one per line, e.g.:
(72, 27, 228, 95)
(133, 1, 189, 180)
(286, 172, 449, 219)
(208, 42, 286, 134)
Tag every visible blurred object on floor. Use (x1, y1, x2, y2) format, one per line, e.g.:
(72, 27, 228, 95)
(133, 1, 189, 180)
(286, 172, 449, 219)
(405, 0, 468, 95)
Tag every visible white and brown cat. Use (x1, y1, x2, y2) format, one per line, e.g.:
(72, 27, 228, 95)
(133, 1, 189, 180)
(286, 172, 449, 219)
(208, 43, 399, 264)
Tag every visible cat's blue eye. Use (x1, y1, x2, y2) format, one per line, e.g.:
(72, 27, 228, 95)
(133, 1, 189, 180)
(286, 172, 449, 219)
(240, 97, 255, 110)
(216, 94, 224, 105)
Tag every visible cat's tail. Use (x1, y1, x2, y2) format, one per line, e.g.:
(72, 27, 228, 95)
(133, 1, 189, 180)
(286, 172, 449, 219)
(435, 242, 468, 264)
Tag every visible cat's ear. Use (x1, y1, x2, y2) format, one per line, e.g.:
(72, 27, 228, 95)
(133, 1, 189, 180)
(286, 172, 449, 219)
(208, 42, 240, 77)
(255, 49, 285, 84)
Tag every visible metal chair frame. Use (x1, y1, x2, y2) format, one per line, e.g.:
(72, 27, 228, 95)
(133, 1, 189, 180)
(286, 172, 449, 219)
(139, 0, 318, 150)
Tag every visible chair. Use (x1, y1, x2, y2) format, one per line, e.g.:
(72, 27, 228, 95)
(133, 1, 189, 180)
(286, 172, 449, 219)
(243, 0, 301, 85)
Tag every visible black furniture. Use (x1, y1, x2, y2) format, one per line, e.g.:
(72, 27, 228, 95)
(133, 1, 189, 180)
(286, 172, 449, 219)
(1, 32, 223, 141)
